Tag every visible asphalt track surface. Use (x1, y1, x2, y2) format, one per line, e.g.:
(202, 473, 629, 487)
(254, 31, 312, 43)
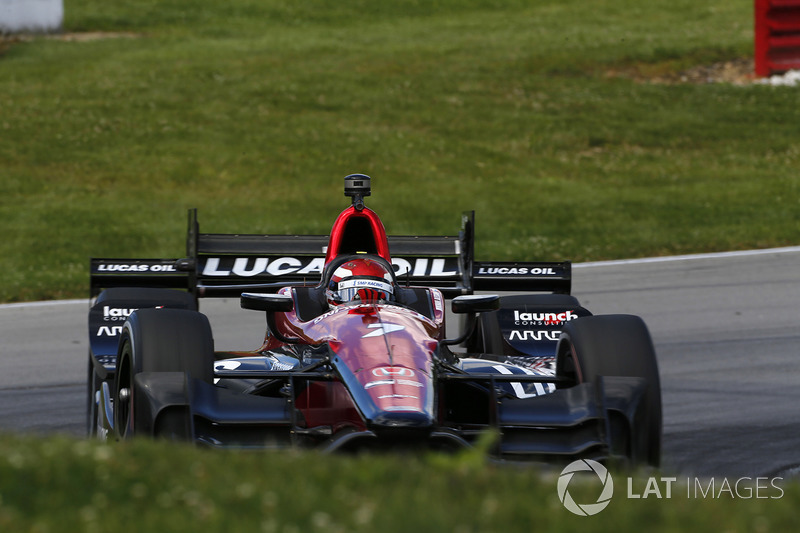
(1, 247, 799, 477)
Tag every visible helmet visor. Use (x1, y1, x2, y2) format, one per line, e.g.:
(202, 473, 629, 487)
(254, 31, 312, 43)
(336, 278, 394, 303)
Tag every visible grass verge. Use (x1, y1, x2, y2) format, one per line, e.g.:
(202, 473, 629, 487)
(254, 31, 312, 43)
(1, 0, 797, 303)
(0, 433, 796, 532)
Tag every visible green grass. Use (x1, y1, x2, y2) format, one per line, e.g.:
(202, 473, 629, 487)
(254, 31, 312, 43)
(0, 433, 797, 532)
(1, 0, 799, 302)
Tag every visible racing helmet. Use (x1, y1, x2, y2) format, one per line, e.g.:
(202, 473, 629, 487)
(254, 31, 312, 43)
(326, 258, 395, 308)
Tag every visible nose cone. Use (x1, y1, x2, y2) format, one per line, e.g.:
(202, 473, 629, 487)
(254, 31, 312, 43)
(363, 364, 434, 427)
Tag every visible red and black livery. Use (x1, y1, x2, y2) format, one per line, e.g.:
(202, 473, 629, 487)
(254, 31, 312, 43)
(88, 175, 661, 466)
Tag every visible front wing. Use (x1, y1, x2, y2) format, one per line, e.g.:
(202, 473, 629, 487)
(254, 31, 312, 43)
(103, 369, 647, 463)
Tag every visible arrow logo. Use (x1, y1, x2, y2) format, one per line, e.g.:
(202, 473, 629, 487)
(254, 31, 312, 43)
(362, 323, 405, 338)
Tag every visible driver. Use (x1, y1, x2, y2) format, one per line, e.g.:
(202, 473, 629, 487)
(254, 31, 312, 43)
(326, 257, 396, 308)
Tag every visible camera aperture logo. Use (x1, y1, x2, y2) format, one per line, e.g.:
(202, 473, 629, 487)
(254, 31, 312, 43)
(557, 459, 614, 516)
(556, 460, 786, 516)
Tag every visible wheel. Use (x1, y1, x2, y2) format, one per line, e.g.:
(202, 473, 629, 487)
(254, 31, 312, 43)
(114, 308, 214, 440)
(556, 314, 662, 466)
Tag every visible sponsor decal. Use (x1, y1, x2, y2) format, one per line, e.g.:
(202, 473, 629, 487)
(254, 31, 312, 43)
(200, 256, 459, 278)
(509, 330, 560, 342)
(214, 358, 295, 373)
(477, 266, 557, 275)
(362, 323, 406, 338)
(312, 305, 349, 324)
(365, 380, 395, 389)
(103, 306, 137, 321)
(364, 379, 424, 389)
(372, 366, 415, 378)
(339, 278, 393, 292)
(96, 264, 176, 273)
(396, 379, 424, 387)
(202, 257, 321, 277)
(96, 326, 124, 337)
(392, 258, 457, 277)
(492, 364, 553, 397)
(513, 310, 578, 326)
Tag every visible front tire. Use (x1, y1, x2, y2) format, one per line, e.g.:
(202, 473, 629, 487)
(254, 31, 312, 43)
(556, 314, 662, 466)
(113, 308, 214, 440)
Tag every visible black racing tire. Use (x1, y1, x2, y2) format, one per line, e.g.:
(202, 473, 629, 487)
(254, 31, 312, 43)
(114, 308, 214, 440)
(556, 314, 662, 467)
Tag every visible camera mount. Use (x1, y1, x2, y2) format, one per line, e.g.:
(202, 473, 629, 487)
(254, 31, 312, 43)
(344, 174, 371, 210)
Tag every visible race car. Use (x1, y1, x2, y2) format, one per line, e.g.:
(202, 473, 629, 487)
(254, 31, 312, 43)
(87, 174, 661, 466)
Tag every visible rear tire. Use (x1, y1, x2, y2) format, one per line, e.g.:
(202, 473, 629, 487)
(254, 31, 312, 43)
(556, 314, 662, 466)
(114, 308, 214, 440)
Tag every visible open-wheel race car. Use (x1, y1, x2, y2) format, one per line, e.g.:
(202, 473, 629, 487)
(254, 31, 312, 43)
(88, 175, 662, 466)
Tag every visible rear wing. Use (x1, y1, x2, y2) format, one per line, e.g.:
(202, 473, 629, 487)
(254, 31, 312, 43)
(91, 210, 571, 299)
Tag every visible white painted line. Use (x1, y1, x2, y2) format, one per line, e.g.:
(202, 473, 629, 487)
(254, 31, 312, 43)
(574, 246, 800, 268)
(0, 299, 89, 310)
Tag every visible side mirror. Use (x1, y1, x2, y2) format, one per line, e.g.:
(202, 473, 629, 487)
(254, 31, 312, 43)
(442, 294, 500, 346)
(241, 293, 298, 344)
(241, 293, 295, 313)
(451, 294, 500, 314)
